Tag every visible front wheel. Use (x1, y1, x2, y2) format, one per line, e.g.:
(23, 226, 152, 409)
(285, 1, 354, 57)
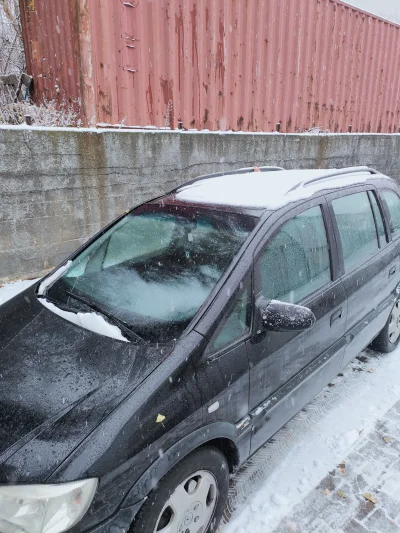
(371, 299, 400, 353)
(131, 446, 230, 533)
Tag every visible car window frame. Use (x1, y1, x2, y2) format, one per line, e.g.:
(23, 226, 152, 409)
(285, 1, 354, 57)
(253, 195, 337, 308)
(325, 184, 385, 277)
(204, 269, 254, 360)
(378, 187, 400, 241)
(367, 190, 389, 248)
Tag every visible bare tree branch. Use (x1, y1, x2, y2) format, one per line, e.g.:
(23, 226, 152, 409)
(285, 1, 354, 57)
(0, 0, 24, 76)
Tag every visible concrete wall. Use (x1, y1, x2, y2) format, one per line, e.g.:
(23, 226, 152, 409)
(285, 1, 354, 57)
(1, 126, 400, 282)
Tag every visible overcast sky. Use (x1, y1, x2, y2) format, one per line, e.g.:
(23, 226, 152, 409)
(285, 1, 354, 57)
(343, 0, 400, 24)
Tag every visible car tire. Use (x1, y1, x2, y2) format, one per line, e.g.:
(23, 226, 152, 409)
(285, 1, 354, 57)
(130, 446, 230, 533)
(370, 299, 400, 353)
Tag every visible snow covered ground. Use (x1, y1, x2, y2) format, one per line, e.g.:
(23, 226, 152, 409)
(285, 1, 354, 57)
(1, 280, 400, 531)
(223, 343, 400, 532)
(0, 278, 38, 305)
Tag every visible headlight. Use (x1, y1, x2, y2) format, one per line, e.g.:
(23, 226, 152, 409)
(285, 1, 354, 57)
(0, 479, 98, 533)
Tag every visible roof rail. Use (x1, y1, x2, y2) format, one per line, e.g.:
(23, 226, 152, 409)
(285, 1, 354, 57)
(288, 166, 379, 192)
(176, 165, 284, 191)
(234, 166, 285, 173)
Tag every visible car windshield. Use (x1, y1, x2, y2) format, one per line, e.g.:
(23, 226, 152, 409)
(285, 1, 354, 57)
(47, 203, 256, 343)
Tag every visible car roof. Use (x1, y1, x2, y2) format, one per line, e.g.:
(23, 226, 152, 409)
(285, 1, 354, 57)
(171, 166, 394, 211)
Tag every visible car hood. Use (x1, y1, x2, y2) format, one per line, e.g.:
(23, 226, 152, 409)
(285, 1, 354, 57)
(0, 284, 172, 483)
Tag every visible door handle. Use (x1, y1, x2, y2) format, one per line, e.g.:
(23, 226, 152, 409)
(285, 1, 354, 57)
(389, 266, 397, 277)
(330, 308, 343, 326)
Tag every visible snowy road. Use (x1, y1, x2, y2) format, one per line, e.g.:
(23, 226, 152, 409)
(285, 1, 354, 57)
(1, 280, 400, 531)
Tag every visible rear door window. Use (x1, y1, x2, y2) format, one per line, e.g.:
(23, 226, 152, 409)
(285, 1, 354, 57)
(259, 205, 331, 304)
(332, 192, 379, 273)
(381, 190, 400, 238)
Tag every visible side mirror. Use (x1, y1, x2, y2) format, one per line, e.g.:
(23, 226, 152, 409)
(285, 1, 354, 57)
(257, 296, 316, 332)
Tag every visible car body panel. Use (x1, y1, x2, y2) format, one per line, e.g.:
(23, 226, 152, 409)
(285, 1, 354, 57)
(0, 284, 175, 484)
(249, 333, 347, 453)
(324, 185, 400, 366)
(247, 276, 348, 450)
(246, 197, 348, 451)
(1, 168, 400, 533)
(56, 330, 250, 532)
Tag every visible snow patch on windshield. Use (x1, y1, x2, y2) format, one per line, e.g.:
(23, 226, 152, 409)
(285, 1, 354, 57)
(37, 261, 72, 296)
(38, 298, 129, 343)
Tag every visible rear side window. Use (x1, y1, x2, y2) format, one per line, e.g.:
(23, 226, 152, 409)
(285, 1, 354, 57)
(368, 191, 387, 247)
(259, 206, 331, 304)
(381, 190, 400, 237)
(332, 192, 379, 273)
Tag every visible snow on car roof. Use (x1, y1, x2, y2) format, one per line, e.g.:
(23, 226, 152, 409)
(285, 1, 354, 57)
(175, 169, 387, 210)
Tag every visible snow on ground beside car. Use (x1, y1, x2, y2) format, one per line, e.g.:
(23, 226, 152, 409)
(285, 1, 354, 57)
(0, 278, 38, 305)
(223, 345, 400, 532)
(2, 280, 400, 532)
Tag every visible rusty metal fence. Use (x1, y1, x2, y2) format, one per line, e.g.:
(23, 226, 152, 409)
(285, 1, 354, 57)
(20, 0, 400, 133)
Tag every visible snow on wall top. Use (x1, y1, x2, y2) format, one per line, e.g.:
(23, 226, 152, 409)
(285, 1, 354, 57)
(175, 169, 387, 210)
(2, 125, 400, 136)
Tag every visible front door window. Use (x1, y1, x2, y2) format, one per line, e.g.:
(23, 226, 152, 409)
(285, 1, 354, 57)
(259, 205, 331, 303)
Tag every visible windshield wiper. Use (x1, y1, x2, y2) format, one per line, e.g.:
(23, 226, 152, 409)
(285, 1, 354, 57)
(65, 290, 145, 344)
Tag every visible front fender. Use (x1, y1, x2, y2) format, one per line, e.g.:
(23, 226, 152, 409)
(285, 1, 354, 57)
(81, 422, 250, 533)
(122, 421, 250, 508)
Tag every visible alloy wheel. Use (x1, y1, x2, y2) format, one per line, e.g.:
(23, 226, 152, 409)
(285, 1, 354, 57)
(154, 470, 218, 533)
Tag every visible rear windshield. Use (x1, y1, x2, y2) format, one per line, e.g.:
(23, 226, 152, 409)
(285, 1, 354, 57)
(47, 204, 256, 343)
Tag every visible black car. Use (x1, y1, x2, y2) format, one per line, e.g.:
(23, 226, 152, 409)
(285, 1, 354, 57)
(1, 165, 400, 533)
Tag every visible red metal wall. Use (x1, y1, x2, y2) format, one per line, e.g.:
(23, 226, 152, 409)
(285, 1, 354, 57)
(21, 0, 400, 132)
(20, 0, 82, 105)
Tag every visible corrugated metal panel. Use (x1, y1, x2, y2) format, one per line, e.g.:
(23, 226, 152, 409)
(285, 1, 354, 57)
(20, 0, 82, 107)
(21, 0, 400, 132)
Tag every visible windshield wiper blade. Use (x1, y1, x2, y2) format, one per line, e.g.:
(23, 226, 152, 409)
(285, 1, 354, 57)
(65, 290, 145, 344)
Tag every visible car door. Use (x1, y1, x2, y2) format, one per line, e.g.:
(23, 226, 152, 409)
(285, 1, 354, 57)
(196, 271, 252, 429)
(247, 199, 348, 453)
(326, 186, 400, 368)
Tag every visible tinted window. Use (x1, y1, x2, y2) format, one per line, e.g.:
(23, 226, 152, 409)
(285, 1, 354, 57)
(259, 206, 331, 304)
(47, 205, 256, 343)
(207, 277, 251, 354)
(368, 191, 387, 247)
(332, 192, 379, 272)
(381, 190, 400, 237)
